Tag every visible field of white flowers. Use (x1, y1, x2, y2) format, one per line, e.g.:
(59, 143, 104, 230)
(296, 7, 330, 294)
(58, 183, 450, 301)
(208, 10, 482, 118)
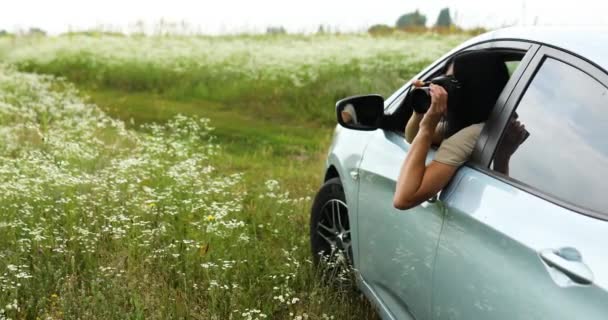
(0, 34, 466, 124)
(0, 64, 370, 319)
(0, 34, 462, 85)
(0, 33, 468, 319)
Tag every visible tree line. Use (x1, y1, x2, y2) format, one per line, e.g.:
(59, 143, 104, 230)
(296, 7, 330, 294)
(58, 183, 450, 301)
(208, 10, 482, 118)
(1, 9, 483, 38)
(369, 7, 486, 36)
(396, 8, 452, 29)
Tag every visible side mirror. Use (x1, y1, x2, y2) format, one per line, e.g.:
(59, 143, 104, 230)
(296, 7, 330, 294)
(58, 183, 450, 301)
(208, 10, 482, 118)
(336, 94, 384, 131)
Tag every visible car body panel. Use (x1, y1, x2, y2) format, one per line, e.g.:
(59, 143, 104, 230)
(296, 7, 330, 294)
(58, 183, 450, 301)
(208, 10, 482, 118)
(357, 130, 444, 320)
(325, 125, 376, 266)
(433, 168, 608, 320)
(472, 27, 608, 72)
(357, 277, 403, 320)
(427, 40, 608, 320)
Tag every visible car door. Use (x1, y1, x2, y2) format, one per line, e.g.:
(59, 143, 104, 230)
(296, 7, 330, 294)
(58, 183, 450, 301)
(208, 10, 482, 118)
(432, 46, 608, 320)
(356, 49, 462, 320)
(357, 128, 447, 320)
(356, 41, 535, 320)
(355, 54, 452, 320)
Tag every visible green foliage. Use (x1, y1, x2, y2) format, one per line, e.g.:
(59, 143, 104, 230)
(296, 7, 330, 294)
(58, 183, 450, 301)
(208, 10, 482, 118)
(0, 64, 377, 319)
(1, 34, 466, 126)
(396, 10, 427, 28)
(435, 8, 453, 27)
(0, 33, 470, 318)
(467, 26, 489, 36)
(367, 24, 394, 36)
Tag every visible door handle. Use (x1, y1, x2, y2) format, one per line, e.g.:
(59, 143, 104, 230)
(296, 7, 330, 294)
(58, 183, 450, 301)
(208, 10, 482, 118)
(539, 247, 593, 285)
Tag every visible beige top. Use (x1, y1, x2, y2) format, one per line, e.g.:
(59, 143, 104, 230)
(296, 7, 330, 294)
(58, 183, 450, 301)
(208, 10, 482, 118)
(434, 122, 485, 166)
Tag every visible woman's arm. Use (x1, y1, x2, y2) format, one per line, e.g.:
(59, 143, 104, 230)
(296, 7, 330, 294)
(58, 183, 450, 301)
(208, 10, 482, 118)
(405, 114, 446, 145)
(404, 80, 426, 143)
(405, 112, 423, 143)
(393, 84, 458, 210)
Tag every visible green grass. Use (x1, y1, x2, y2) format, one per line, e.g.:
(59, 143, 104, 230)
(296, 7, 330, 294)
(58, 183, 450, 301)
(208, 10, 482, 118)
(0, 33, 469, 319)
(0, 65, 378, 319)
(0, 33, 467, 125)
(84, 87, 333, 195)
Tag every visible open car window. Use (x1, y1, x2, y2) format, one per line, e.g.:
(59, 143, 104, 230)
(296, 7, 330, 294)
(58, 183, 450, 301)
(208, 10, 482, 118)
(380, 49, 526, 137)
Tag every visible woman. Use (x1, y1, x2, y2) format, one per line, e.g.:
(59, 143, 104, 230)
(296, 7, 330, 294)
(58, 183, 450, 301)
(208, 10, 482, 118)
(393, 51, 509, 210)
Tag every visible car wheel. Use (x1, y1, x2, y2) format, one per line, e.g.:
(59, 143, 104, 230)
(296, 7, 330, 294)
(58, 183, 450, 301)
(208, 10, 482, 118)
(310, 177, 354, 285)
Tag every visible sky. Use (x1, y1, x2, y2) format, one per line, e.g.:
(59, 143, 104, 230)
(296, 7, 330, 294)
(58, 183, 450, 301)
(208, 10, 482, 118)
(2, 0, 608, 35)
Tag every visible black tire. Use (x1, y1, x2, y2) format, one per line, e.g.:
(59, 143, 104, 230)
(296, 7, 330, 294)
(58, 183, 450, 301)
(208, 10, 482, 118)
(310, 177, 354, 284)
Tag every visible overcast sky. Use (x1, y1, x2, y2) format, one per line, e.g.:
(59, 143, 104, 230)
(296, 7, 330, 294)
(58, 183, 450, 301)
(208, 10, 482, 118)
(2, 0, 608, 35)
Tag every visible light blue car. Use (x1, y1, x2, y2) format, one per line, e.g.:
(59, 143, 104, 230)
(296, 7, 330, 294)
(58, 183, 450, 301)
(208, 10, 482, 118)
(309, 27, 608, 320)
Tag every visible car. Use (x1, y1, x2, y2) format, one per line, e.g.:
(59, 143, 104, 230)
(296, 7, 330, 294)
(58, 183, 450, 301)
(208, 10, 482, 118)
(309, 27, 608, 320)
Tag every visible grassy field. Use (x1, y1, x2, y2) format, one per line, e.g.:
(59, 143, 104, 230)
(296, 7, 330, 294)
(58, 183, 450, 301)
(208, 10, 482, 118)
(0, 33, 467, 319)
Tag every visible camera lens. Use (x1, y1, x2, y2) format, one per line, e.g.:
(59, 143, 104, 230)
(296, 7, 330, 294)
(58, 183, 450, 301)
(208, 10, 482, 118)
(411, 87, 431, 113)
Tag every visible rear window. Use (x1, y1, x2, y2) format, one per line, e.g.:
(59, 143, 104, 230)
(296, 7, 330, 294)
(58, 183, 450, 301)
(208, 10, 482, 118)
(491, 58, 608, 215)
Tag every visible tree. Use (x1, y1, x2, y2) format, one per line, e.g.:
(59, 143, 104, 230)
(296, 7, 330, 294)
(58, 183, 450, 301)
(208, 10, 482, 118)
(0, 30, 7, 37)
(435, 8, 452, 27)
(368, 24, 393, 36)
(395, 10, 426, 28)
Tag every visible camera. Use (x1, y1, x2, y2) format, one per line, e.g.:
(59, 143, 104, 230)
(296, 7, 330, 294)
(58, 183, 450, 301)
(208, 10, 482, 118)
(409, 75, 462, 114)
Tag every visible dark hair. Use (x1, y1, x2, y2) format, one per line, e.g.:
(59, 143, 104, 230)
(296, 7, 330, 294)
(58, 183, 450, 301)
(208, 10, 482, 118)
(443, 50, 510, 137)
(377, 50, 510, 135)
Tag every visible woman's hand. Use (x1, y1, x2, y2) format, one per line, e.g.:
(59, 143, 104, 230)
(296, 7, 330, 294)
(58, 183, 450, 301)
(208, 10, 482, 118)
(419, 84, 448, 133)
(412, 79, 425, 88)
(404, 79, 427, 142)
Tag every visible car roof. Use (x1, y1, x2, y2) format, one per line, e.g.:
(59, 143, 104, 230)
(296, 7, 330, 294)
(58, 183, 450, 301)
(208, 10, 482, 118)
(464, 27, 608, 72)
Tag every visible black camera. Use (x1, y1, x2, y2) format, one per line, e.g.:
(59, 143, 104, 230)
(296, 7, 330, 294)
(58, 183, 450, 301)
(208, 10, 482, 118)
(409, 75, 462, 114)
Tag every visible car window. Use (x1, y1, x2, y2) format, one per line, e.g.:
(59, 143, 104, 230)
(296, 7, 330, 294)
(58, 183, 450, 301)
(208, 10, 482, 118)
(491, 57, 608, 215)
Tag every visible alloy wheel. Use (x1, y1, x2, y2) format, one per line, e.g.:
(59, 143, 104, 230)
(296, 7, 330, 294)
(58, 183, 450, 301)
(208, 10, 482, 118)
(315, 198, 353, 276)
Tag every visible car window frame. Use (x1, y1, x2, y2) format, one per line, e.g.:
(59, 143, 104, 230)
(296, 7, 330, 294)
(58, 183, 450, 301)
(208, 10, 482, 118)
(474, 45, 608, 221)
(384, 40, 536, 112)
(384, 40, 538, 163)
